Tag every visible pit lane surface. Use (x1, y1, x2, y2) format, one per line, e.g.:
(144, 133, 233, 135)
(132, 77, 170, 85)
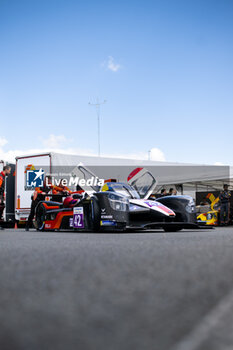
(1, 227, 233, 350)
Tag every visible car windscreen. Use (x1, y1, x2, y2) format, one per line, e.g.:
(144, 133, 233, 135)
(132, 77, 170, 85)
(110, 183, 140, 199)
(131, 172, 156, 198)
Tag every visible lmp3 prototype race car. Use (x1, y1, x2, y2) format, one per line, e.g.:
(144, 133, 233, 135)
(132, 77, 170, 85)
(35, 166, 197, 232)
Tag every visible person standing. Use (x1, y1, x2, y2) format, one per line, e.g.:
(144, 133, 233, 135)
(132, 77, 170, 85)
(52, 179, 70, 195)
(168, 188, 177, 196)
(0, 165, 12, 230)
(219, 184, 231, 225)
(159, 189, 167, 197)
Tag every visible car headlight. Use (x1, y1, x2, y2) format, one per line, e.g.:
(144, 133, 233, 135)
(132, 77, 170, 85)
(186, 199, 196, 213)
(108, 193, 128, 211)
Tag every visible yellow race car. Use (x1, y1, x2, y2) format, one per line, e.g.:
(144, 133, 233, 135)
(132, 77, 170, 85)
(196, 193, 220, 226)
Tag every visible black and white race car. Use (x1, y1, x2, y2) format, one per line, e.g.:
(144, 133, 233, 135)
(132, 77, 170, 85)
(35, 166, 197, 232)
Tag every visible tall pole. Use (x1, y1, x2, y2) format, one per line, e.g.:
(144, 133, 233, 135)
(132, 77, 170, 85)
(89, 99, 106, 157)
(148, 150, 151, 160)
(97, 103, 100, 157)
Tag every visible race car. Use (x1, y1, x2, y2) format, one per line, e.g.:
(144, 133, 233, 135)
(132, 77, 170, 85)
(35, 166, 198, 232)
(197, 210, 219, 226)
(196, 193, 220, 226)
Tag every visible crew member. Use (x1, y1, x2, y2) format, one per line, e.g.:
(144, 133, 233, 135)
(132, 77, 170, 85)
(169, 188, 177, 196)
(219, 184, 231, 225)
(0, 165, 11, 230)
(159, 188, 167, 197)
(52, 179, 70, 195)
(168, 188, 173, 196)
(25, 175, 68, 231)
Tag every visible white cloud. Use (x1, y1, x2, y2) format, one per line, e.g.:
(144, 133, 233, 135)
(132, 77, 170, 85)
(104, 147, 166, 162)
(0, 135, 94, 163)
(0, 146, 96, 163)
(150, 148, 166, 162)
(0, 137, 8, 148)
(106, 56, 121, 72)
(214, 162, 227, 166)
(0, 136, 166, 164)
(42, 134, 68, 149)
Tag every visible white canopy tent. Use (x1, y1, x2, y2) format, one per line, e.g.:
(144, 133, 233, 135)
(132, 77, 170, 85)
(28, 152, 231, 193)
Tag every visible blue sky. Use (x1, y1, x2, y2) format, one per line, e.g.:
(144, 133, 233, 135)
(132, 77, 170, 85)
(0, 0, 233, 164)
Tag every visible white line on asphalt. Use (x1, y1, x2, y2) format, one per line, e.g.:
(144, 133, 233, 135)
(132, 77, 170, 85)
(173, 287, 233, 350)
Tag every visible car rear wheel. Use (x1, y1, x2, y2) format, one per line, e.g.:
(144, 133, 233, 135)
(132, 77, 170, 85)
(35, 203, 46, 231)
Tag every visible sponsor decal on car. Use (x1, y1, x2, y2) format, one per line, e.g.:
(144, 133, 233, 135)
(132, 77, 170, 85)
(144, 200, 174, 214)
(73, 207, 84, 228)
(101, 215, 113, 219)
(130, 199, 175, 216)
(100, 220, 117, 226)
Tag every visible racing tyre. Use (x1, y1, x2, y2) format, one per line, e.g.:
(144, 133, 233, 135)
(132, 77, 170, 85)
(35, 203, 46, 231)
(89, 196, 100, 232)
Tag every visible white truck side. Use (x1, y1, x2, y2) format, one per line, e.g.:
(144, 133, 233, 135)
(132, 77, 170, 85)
(15, 154, 51, 222)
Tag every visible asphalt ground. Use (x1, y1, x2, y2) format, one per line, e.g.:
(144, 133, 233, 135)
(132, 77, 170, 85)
(1, 227, 233, 350)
